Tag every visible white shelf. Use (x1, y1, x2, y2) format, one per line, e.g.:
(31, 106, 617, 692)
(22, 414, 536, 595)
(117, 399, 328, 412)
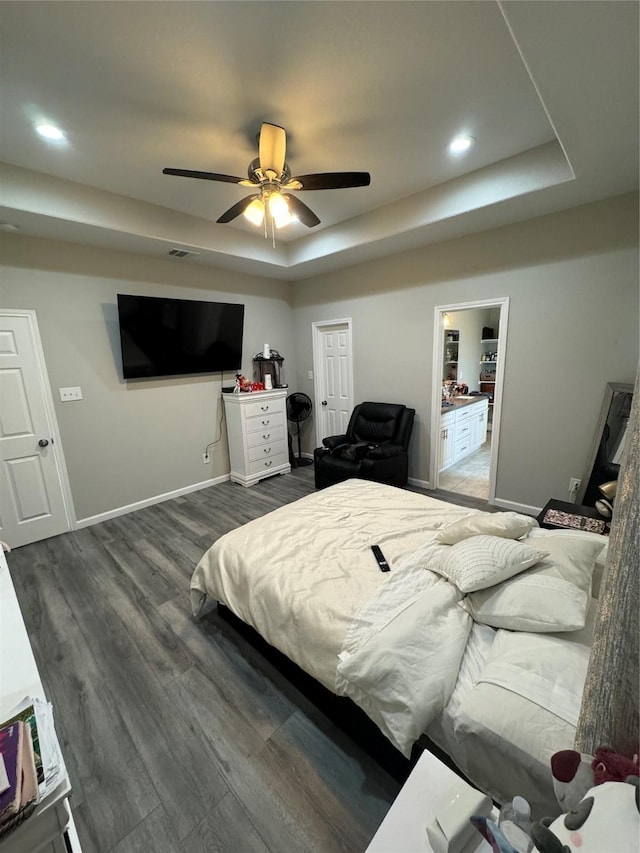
(481, 338, 498, 343)
(479, 360, 497, 364)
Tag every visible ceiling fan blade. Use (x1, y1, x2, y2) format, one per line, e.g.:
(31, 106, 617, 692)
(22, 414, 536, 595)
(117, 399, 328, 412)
(282, 194, 320, 228)
(216, 194, 260, 224)
(289, 172, 371, 191)
(259, 123, 286, 179)
(163, 168, 244, 184)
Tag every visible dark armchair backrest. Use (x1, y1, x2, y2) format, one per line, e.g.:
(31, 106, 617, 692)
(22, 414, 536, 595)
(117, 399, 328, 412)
(347, 402, 415, 450)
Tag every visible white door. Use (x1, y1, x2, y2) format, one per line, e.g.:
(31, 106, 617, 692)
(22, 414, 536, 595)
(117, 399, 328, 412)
(0, 311, 72, 548)
(313, 320, 354, 445)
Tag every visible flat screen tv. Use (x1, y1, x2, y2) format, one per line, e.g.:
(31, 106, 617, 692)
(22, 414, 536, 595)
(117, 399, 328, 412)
(117, 294, 244, 379)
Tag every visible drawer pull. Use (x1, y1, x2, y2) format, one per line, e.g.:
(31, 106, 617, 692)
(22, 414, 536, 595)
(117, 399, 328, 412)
(264, 460, 273, 467)
(263, 447, 272, 454)
(262, 433, 271, 439)
(261, 405, 270, 412)
(261, 419, 271, 426)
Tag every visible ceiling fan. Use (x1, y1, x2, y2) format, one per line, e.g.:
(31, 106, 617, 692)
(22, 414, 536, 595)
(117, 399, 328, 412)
(163, 123, 370, 232)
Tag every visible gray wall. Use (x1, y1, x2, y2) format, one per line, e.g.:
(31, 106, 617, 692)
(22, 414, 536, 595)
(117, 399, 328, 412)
(0, 235, 296, 520)
(1, 193, 637, 522)
(291, 193, 639, 511)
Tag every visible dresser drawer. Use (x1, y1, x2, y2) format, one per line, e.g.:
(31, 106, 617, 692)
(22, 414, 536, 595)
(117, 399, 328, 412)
(248, 452, 288, 477)
(248, 440, 285, 463)
(246, 413, 281, 433)
(247, 425, 285, 448)
(244, 398, 283, 419)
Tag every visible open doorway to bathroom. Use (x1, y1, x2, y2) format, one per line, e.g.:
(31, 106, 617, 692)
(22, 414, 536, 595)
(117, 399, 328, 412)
(430, 298, 509, 503)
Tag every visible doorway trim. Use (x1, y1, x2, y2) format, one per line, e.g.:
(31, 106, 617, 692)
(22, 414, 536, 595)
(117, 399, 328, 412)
(311, 317, 354, 449)
(430, 297, 509, 503)
(0, 308, 76, 539)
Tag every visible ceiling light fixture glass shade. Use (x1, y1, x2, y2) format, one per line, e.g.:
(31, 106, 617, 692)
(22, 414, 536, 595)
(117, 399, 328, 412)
(268, 192, 292, 229)
(243, 198, 265, 227)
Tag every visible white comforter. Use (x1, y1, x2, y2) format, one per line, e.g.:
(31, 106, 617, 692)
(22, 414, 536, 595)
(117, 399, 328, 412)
(190, 479, 476, 753)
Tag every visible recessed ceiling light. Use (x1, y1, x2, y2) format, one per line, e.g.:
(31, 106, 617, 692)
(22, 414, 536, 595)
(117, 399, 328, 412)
(448, 135, 475, 154)
(35, 123, 67, 142)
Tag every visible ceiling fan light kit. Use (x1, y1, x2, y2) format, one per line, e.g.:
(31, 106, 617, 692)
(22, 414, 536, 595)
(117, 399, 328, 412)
(163, 122, 370, 245)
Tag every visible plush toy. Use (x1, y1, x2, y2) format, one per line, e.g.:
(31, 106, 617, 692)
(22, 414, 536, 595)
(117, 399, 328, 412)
(592, 745, 639, 786)
(551, 750, 595, 812)
(530, 777, 639, 853)
(550, 746, 640, 812)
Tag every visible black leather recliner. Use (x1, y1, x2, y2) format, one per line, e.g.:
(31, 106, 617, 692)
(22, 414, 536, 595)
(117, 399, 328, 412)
(313, 401, 415, 490)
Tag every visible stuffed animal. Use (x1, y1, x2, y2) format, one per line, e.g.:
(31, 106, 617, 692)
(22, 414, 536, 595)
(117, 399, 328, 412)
(530, 777, 639, 853)
(550, 746, 640, 812)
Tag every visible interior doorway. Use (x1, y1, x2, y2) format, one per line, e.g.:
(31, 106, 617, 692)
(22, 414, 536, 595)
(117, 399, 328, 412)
(0, 309, 75, 547)
(312, 318, 354, 449)
(430, 298, 509, 503)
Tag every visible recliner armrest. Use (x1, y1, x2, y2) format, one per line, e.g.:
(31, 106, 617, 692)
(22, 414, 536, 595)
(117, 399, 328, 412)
(322, 434, 349, 450)
(366, 443, 404, 459)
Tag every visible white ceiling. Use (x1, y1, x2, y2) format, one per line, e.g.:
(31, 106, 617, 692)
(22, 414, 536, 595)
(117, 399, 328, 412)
(0, 1, 638, 280)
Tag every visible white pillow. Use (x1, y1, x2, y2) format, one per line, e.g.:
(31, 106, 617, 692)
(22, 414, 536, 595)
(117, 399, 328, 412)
(461, 532, 605, 632)
(434, 511, 538, 545)
(430, 535, 548, 593)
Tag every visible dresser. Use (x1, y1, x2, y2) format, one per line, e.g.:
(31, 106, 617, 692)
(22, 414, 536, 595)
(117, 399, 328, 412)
(223, 389, 291, 486)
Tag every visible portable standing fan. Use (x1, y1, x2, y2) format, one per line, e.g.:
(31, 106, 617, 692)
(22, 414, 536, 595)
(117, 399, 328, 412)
(286, 392, 313, 467)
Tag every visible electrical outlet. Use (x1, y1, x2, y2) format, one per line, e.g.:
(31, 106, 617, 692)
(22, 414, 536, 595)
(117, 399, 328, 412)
(59, 386, 83, 401)
(568, 478, 582, 502)
(203, 452, 210, 464)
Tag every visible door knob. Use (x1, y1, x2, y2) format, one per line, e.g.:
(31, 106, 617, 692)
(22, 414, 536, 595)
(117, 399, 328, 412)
(321, 400, 328, 406)
(38, 439, 49, 447)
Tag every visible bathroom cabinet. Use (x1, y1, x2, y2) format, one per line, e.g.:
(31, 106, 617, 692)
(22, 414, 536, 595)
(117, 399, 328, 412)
(439, 397, 488, 471)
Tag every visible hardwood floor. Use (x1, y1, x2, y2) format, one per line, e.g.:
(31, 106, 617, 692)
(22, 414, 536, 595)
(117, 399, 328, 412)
(7, 469, 491, 853)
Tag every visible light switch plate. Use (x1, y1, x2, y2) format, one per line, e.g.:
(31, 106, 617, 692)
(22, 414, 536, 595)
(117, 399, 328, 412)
(59, 386, 83, 401)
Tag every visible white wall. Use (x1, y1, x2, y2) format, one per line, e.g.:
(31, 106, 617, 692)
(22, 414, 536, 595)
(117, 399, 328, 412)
(0, 234, 296, 521)
(292, 193, 639, 511)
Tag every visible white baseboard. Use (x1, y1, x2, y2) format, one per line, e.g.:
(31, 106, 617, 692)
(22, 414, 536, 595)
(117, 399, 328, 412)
(408, 476, 433, 490)
(76, 474, 230, 529)
(493, 497, 541, 516)
(408, 478, 541, 517)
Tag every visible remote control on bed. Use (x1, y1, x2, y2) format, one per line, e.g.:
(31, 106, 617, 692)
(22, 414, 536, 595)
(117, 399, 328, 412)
(371, 544, 390, 572)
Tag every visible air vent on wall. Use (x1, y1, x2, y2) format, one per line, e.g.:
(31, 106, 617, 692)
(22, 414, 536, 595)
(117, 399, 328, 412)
(167, 248, 200, 259)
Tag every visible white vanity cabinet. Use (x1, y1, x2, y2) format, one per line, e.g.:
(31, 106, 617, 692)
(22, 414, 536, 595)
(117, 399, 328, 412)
(439, 397, 489, 471)
(439, 410, 456, 470)
(472, 400, 488, 448)
(223, 389, 291, 487)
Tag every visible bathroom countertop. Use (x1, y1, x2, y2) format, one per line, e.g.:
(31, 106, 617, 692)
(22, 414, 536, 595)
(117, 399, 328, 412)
(441, 396, 489, 415)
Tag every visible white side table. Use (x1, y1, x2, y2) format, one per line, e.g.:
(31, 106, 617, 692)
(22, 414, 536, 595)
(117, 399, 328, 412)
(366, 750, 496, 853)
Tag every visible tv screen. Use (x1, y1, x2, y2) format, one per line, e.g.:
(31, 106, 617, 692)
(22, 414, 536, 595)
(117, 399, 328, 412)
(117, 294, 244, 379)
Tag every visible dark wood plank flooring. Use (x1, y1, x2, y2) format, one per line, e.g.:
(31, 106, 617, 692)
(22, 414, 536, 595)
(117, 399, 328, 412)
(7, 468, 491, 853)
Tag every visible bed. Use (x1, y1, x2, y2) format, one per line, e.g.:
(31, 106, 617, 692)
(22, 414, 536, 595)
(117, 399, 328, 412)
(190, 479, 608, 818)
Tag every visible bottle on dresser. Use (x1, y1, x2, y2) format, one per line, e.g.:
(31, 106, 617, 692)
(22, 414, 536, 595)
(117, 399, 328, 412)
(498, 796, 533, 853)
